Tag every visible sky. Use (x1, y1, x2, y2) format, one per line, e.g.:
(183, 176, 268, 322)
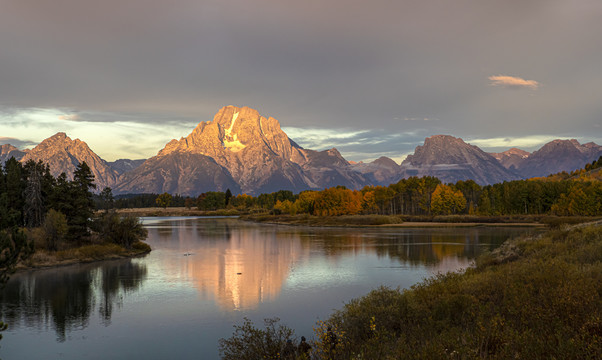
(1, 0, 601, 163)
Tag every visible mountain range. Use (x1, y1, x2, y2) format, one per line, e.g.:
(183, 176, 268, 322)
(2, 105, 601, 195)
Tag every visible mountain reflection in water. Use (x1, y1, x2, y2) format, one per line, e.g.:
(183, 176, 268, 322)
(0, 218, 537, 360)
(144, 218, 528, 311)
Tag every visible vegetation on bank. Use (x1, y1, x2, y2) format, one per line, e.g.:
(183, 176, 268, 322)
(220, 222, 602, 359)
(244, 213, 601, 227)
(0, 158, 150, 342)
(0, 159, 149, 275)
(18, 240, 150, 270)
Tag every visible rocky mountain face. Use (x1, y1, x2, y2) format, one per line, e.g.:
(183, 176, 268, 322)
(490, 148, 530, 171)
(113, 152, 240, 196)
(0, 144, 26, 164)
(497, 139, 602, 178)
(399, 135, 518, 185)
(19, 132, 118, 190)
(8, 106, 601, 196)
(126, 105, 368, 195)
(350, 156, 401, 185)
(108, 159, 146, 175)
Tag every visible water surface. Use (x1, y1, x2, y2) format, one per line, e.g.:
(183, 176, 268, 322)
(0, 217, 537, 359)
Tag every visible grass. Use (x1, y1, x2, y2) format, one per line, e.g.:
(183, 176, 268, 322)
(242, 213, 600, 228)
(310, 222, 602, 359)
(113, 207, 240, 217)
(18, 240, 151, 271)
(241, 214, 405, 227)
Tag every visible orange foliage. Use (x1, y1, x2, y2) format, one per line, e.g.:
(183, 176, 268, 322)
(312, 187, 363, 216)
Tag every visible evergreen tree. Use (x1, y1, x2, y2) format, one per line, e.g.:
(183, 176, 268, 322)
(69, 162, 96, 243)
(23, 160, 45, 228)
(225, 188, 233, 206)
(99, 187, 114, 212)
(2, 158, 25, 227)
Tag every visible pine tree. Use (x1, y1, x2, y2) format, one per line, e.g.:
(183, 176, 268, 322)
(225, 188, 233, 206)
(2, 158, 25, 227)
(23, 160, 45, 228)
(69, 162, 96, 243)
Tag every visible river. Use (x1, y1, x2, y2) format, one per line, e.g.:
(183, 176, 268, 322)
(0, 217, 538, 359)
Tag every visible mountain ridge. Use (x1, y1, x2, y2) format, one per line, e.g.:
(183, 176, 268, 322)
(3, 106, 600, 195)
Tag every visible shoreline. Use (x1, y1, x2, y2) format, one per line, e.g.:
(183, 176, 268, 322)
(240, 214, 553, 228)
(15, 242, 151, 273)
(112, 207, 239, 217)
(108, 209, 601, 228)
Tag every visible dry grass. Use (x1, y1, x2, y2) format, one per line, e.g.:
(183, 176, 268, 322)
(111, 207, 240, 217)
(17, 241, 151, 271)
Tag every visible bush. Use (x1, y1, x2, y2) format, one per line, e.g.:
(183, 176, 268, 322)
(93, 212, 148, 249)
(219, 318, 296, 360)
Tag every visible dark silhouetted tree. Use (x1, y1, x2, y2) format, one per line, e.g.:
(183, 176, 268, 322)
(69, 162, 96, 243)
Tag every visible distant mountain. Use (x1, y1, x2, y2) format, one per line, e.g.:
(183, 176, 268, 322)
(490, 148, 530, 171)
(499, 139, 602, 178)
(0, 144, 26, 164)
(20, 132, 118, 190)
(124, 105, 369, 195)
(13, 107, 602, 195)
(399, 135, 518, 185)
(108, 159, 146, 175)
(296, 148, 369, 190)
(350, 156, 401, 185)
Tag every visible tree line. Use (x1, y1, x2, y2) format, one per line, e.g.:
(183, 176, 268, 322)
(0, 158, 147, 257)
(95, 156, 602, 217)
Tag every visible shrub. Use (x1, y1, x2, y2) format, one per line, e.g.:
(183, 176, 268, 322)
(219, 318, 296, 360)
(93, 212, 148, 249)
(312, 225, 602, 359)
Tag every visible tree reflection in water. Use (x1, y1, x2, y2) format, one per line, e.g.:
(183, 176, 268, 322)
(0, 259, 147, 341)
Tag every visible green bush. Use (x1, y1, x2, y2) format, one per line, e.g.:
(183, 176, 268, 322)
(93, 212, 148, 249)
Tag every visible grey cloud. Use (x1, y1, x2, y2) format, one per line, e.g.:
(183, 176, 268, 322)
(1, 0, 601, 158)
(285, 127, 427, 162)
(0, 137, 38, 149)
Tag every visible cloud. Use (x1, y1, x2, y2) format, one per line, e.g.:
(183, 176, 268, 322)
(58, 114, 80, 121)
(0, 136, 38, 149)
(397, 117, 439, 122)
(466, 135, 568, 151)
(282, 126, 426, 163)
(488, 75, 539, 90)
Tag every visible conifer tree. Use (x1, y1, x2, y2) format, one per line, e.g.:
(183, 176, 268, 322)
(23, 160, 45, 228)
(69, 162, 96, 243)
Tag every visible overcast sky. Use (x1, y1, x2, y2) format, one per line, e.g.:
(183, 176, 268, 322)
(1, 0, 601, 163)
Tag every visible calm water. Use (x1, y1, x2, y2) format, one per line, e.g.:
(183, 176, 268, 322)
(0, 217, 538, 359)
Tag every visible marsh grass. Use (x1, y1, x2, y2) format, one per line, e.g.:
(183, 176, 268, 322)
(242, 214, 404, 227)
(310, 224, 602, 359)
(18, 241, 150, 270)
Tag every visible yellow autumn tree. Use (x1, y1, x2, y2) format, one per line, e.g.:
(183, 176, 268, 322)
(274, 199, 297, 215)
(294, 191, 319, 214)
(361, 191, 378, 214)
(430, 184, 466, 215)
(313, 187, 362, 216)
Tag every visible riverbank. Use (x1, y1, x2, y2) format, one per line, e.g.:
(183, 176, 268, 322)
(112, 208, 599, 228)
(16, 241, 151, 272)
(113, 207, 240, 217)
(239, 214, 592, 228)
(307, 221, 602, 359)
